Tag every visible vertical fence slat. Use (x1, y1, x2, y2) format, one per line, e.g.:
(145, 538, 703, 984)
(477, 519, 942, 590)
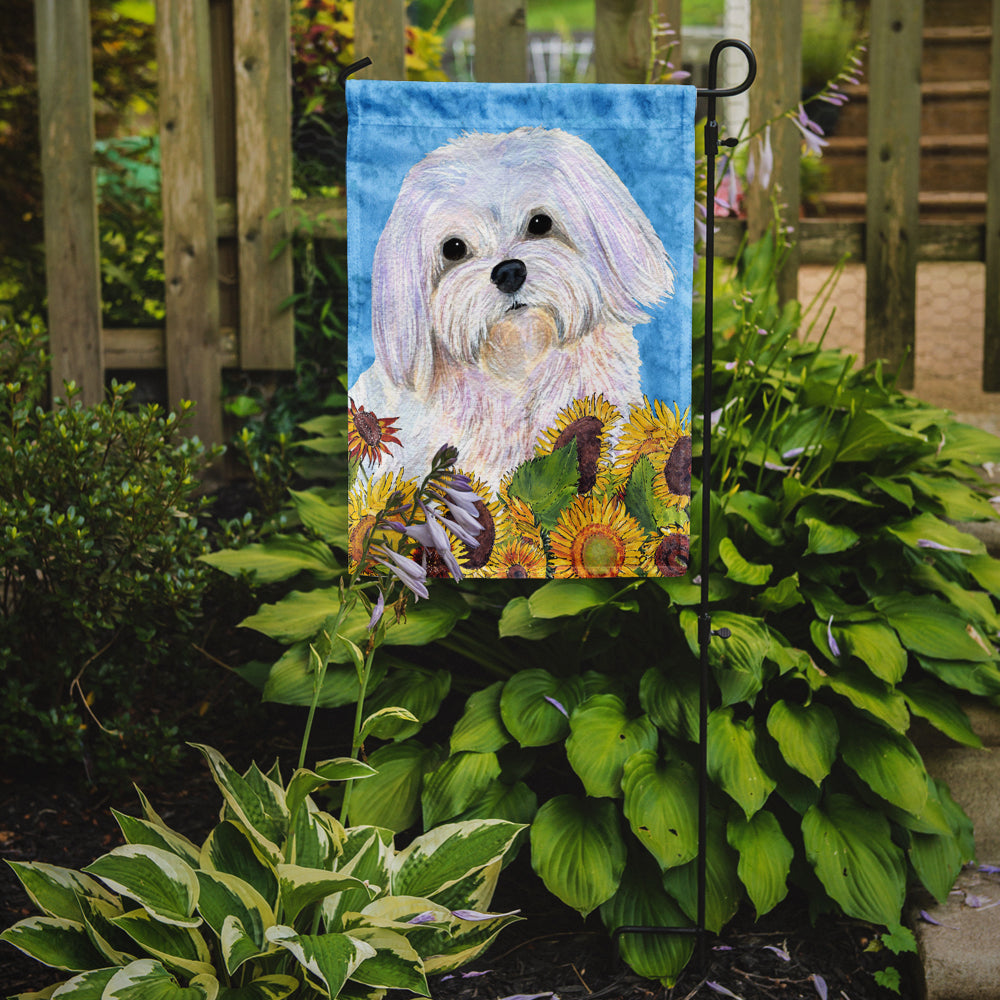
(865, 0, 923, 389)
(157, 0, 223, 445)
(354, 0, 406, 80)
(34, 0, 103, 405)
(746, 0, 801, 305)
(474, 0, 526, 82)
(983, 0, 1000, 390)
(595, 0, 649, 84)
(233, 0, 294, 369)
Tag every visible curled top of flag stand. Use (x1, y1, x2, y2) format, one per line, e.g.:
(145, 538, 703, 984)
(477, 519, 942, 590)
(698, 39, 757, 99)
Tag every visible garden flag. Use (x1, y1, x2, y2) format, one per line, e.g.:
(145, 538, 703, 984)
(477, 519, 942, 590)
(346, 80, 695, 579)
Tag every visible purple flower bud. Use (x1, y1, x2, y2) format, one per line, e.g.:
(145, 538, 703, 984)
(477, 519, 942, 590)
(812, 974, 828, 1000)
(827, 616, 841, 658)
(544, 695, 569, 718)
(371, 544, 429, 600)
(367, 590, 385, 631)
(407, 911, 438, 925)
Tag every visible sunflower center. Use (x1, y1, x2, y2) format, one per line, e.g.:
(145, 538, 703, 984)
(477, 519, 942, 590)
(355, 408, 383, 447)
(572, 522, 625, 577)
(654, 534, 689, 576)
(505, 563, 528, 579)
(555, 415, 603, 494)
(663, 435, 692, 496)
(455, 500, 495, 569)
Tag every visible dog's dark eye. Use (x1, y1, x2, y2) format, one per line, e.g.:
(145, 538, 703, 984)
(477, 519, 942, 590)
(527, 214, 552, 236)
(442, 237, 467, 261)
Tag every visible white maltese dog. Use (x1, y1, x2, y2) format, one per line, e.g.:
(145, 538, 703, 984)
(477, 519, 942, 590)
(349, 126, 674, 488)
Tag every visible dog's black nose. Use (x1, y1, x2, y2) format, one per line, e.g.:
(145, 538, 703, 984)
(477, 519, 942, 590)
(491, 259, 527, 295)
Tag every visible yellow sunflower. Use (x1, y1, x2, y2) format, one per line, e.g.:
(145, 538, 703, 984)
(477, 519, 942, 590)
(497, 471, 543, 543)
(348, 398, 402, 467)
(643, 527, 691, 578)
(549, 495, 645, 579)
(492, 536, 549, 579)
(534, 394, 621, 495)
(613, 398, 692, 509)
(347, 470, 414, 571)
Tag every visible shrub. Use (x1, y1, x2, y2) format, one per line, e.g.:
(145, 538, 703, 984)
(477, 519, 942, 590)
(0, 317, 220, 783)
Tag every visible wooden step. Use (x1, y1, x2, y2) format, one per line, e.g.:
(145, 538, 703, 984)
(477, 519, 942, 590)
(922, 0, 991, 28)
(922, 25, 992, 83)
(813, 190, 987, 222)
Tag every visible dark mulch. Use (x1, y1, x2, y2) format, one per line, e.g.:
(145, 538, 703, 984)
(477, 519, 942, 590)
(1, 751, 915, 1000)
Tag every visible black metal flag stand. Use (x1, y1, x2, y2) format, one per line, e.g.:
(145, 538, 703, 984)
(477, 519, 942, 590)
(339, 38, 758, 974)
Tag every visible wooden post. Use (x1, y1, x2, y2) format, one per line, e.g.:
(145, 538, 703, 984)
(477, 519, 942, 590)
(233, 0, 294, 369)
(354, 0, 406, 81)
(983, 0, 1000, 390)
(595, 0, 676, 84)
(864, 0, 923, 390)
(746, 0, 801, 305)
(34, 0, 104, 405)
(473, 0, 526, 83)
(157, 0, 223, 445)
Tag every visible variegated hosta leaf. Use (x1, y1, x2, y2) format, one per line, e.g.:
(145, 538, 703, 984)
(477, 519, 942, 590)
(83, 846, 200, 928)
(706, 707, 776, 819)
(265, 926, 376, 998)
(0, 916, 107, 971)
(765, 700, 838, 786)
(214, 974, 300, 999)
(285, 761, 376, 824)
(195, 871, 274, 973)
(344, 926, 429, 995)
(102, 959, 218, 999)
(599, 854, 694, 987)
(5, 862, 118, 922)
(425, 859, 501, 915)
(276, 864, 375, 925)
(565, 695, 658, 799)
(77, 894, 136, 966)
(47, 966, 118, 997)
(322, 829, 393, 931)
(727, 810, 793, 918)
(421, 907, 522, 975)
(421, 751, 502, 829)
(450, 681, 511, 754)
(529, 795, 626, 917)
(112, 810, 201, 868)
(110, 908, 214, 978)
(802, 793, 906, 926)
(621, 751, 699, 871)
(288, 802, 343, 870)
(200, 822, 278, 910)
(391, 820, 524, 901)
(190, 745, 287, 863)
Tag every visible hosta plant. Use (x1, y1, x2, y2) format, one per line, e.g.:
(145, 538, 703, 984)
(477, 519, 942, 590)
(1, 744, 523, 999)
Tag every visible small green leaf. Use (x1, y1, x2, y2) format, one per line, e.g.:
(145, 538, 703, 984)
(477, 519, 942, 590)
(623, 455, 675, 531)
(803, 517, 859, 556)
(718, 537, 772, 586)
(362, 667, 451, 740)
(497, 597, 564, 640)
(288, 488, 348, 544)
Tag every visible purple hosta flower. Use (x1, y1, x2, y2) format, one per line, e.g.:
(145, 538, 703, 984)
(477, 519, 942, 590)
(827, 615, 842, 658)
(497, 994, 558, 1000)
(367, 590, 385, 631)
(812, 974, 828, 1000)
(715, 158, 741, 216)
(707, 982, 742, 999)
(919, 909, 958, 929)
(544, 695, 569, 718)
(917, 538, 973, 555)
(407, 911, 438, 925)
(747, 124, 774, 191)
(441, 970, 493, 982)
(791, 103, 829, 156)
(371, 543, 429, 601)
(451, 908, 521, 921)
(979, 864, 1000, 874)
(763, 944, 791, 962)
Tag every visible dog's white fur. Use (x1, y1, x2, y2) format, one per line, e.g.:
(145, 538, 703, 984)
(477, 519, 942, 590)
(350, 126, 674, 488)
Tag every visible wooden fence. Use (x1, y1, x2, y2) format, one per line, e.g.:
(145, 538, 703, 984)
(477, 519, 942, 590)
(33, 0, 1000, 445)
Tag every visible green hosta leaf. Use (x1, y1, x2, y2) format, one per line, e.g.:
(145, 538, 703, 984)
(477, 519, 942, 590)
(112, 812, 201, 868)
(812, 662, 910, 732)
(599, 853, 694, 986)
(190, 746, 287, 862)
(83, 846, 200, 928)
(219, 915, 269, 980)
(725, 490, 784, 545)
(936, 421, 1000, 464)
(866, 474, 914, 509)
(639, 664, 699, 742)
(359, 706, 421, 742)
(103, 959, 218, 1000)
(707, 708, 776, 818)
(967, 553, 1000, 597)
(347, 740, 442, 832)
(289, 488, 348, 544)
(566, 695, 658, 798)
(901, 680, 982, 748)
(906, 472, 998, 522)
(76, 894, 138, 967)
(261, 643, 387, 709)
(392, 820, 524, 901)
(530, 795, 626, 917)
(0, 916, 107, 971)
(886, 512, 985, 557)
(661, 811, 741, 933)
(216, 975, 299, 1000)
(363, 667, 451, 740)
(875, 594, 995, 662)
(421, 751, 502, 828)
(802, 794, 906, 926)
(839, 718, 929, 816)
(453, 779, 538, 827)
(718, 536, 772, 586)
(285, 759, 376, 822)
(200, 536, 339, 584)
(756, 573, 804, 614)
(265, 926, 375, 998)
(916, 655, 1000, 697)
(727, 811, 793, 918)
(680, 610, 770, 706)
(507, 438, 580, 530)
(835, 410, 927, 463)
(277, 865, 374, 925)
(499, 670, 584, 747)
(834, 621, 907, 684)
(526, 579, 618, 618)
(765, 700, 838, 786)
(497, 597, 564, 639)
(910, 562, 1000, 633)
(5, 862, 118, 922)
(345, 926, 428, 994)
(450, 682, 511, 754)
(909, 828, 965, 905)
(621, 751, 698, 871)
(803, 517, 859, 556)
(200, 822, 278, 910)
(111, 909, 214, 978)
(195, 871, 273, 974)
